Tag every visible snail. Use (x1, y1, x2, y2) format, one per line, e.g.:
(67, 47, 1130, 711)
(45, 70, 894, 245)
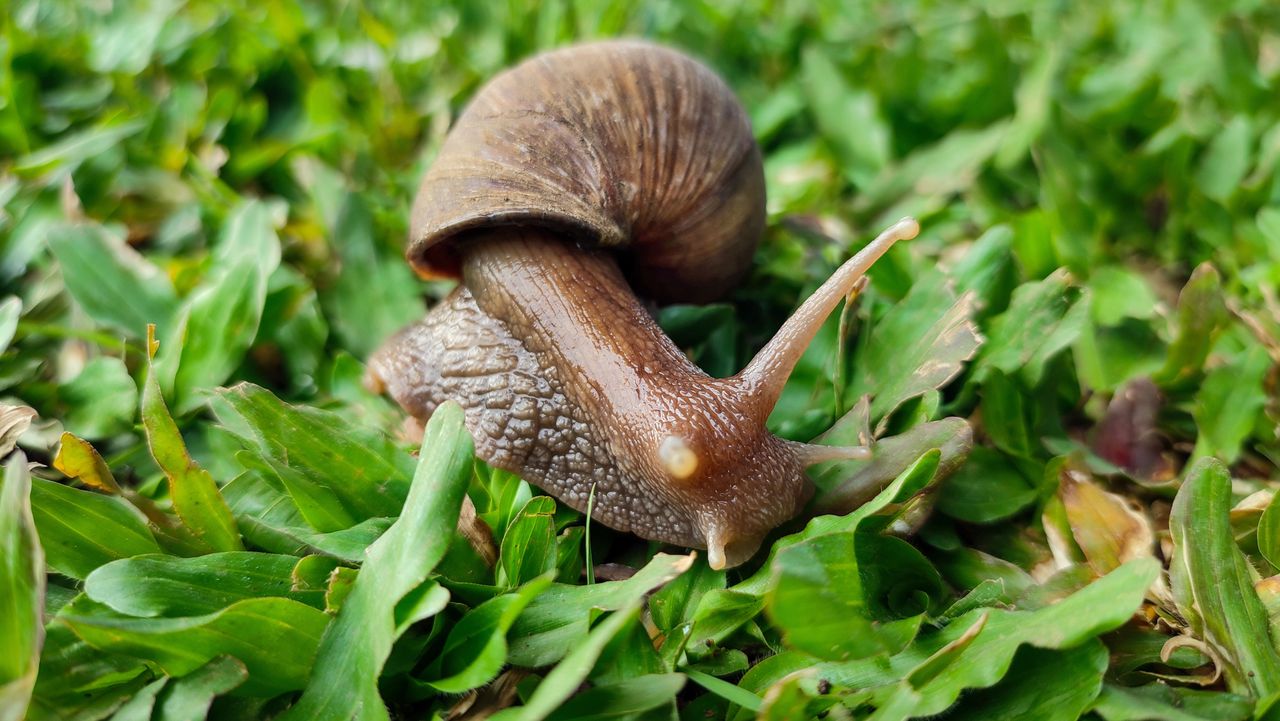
(367, 40, 918, 570)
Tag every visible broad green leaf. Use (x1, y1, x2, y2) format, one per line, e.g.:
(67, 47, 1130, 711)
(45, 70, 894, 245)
(29, 478, 161, 579)
(85, 553, 327, 617)
(553, 525, 585, 584)
(1259, 493, 1280, 570)
(1261, 206, 1280, 261)
(507, 553, 694, 667)
(239, 453, 356, 533)
(858, 121, 1010, 219)
(27, 680, 149, 721)
(950, 226, 1018, 320)
(1091, 684, 1254, 721)
(649, 561, 725, 634)
(427, 576, 551, 693)
(977, 370, 1037, 457)
(1169, 458, 1280, 701)
(61, 596, 328, 697)
(162, 201, 282, 412)
(142, 328, 242, 553)
(683, 589, 766, 656)
(319, 193, 424, 357)
(292, 555, 341, 596)
(46, 224, 176, 337)
(491, 601, 644, 721)
(1088, 266, 1158, 326)
(688, 451, 942, 655)
(86, 0, 175, 74)
(499, 496, 558, 587)
(31, 617, 146, 706)
(59, 357, 137, 440)
(823, 613, 989, 721)
(811, 416, 972, 515)
(0, 454, 43, 721)
(931, 548, 1036, 607)
(220, 469, 393, 561)
(941, 580, 1012, 620)
(996, 44, 1059, 168)
(592, 617, 669, 683)
(215, 383, 415, 519)
(978, 269, 1087, 385)
(1195, 116, 1252, 203)
(737, 650, 824, 717)
(1074, 317, 1167, 392)
(746, 448, 943, 600)
(768, 530, 940, 661)
(936, 447, 1037, 524)
(14, 119, 146, 178)
(543, 673, 686, 721)
(0, 297, 20, 353)
(943, 642, 1108, 720)
(1105, 625, 1211, 679)
(1191, 346, 1270, 463)
(282, 401, 474, 721)
(817, 559, 1159, 717)
(686, 668, 762, 714)
(109, 678, 167, 721)
(391, 579, 450, 639)
(470, 465, 534, 541)
(152, 655, 248, 721)
(1155, 263, 1228, 385)
(849, 278, 982, 425)
(903, 612, 989, 689)
(800, 47, 889, 188)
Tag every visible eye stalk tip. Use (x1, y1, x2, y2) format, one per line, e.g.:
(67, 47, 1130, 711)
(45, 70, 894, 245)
(736, 216, 922, 414)
(892, 216, 920, 241)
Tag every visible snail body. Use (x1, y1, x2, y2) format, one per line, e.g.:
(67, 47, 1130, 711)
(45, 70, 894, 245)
(368, 41, 917, 569)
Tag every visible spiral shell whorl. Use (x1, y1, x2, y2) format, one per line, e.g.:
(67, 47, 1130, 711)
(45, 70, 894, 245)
(408, 40, 765, 304)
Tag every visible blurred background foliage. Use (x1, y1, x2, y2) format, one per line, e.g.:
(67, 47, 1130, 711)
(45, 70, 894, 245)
(4, 0, 1279, 433)
(3, 0, 1280, 719)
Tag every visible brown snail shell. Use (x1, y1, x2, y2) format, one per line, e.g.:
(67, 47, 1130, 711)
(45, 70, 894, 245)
(407, 40, 765, 304)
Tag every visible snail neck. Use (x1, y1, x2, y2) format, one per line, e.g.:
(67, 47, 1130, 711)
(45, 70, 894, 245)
(461, 228, 704, 396)
(459, 228, 775, 494)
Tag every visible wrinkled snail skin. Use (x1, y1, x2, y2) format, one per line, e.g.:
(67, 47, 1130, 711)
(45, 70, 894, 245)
(367, 40, 918, 569)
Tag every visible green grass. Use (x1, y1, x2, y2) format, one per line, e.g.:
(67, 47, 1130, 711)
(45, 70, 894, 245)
(2, 1, 1280, 719)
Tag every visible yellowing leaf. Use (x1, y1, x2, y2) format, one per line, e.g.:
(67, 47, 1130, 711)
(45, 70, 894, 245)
(142, 325, 241, 553)
(52, 432, 120, 494)
(1058, 467, 1155, 576)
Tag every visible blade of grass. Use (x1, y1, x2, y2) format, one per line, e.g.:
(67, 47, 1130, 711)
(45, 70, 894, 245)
(281, 401, 474, 720)
(141, 324, 242, 553)
(0, 453, 44, 721)
(1169, 458, 1280, 703)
